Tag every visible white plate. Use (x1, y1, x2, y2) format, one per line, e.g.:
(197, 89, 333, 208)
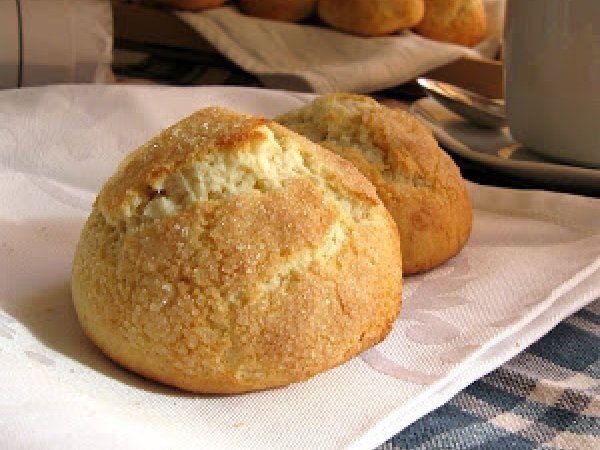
(410, 97, 600, 195)
(1, 85, 599, 450)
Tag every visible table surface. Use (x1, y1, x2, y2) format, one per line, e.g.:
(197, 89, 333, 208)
(112, 42, 600, 450)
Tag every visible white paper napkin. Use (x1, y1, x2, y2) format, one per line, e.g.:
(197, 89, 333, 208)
(1, 85, 599, 450)
(177, 0, 505, 93)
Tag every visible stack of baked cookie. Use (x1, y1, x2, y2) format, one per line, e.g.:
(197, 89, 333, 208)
(72, 94, 471, 393)
(160, 0, 488, 47)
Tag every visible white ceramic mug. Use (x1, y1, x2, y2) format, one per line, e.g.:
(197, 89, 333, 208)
(504, 0, 600, 168)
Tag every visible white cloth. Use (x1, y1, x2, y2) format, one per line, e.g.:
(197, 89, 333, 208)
(0, 0, 113, 89)
(177, 0, 505, 93)
(1, 85, 599, 450)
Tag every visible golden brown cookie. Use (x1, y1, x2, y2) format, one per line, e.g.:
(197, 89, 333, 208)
(415, 0, 487, 47)
(277, 93, 472, 275)
(72, 106, 402, 393)
(317, 0, 425, 36)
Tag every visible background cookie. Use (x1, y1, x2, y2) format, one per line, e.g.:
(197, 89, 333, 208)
(415, 0, 487, 47)
(277, 93, 472, 275)
(317, 0, 425, 36)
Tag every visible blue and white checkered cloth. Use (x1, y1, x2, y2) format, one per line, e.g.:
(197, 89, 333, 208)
(380, 298, 600, 450)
